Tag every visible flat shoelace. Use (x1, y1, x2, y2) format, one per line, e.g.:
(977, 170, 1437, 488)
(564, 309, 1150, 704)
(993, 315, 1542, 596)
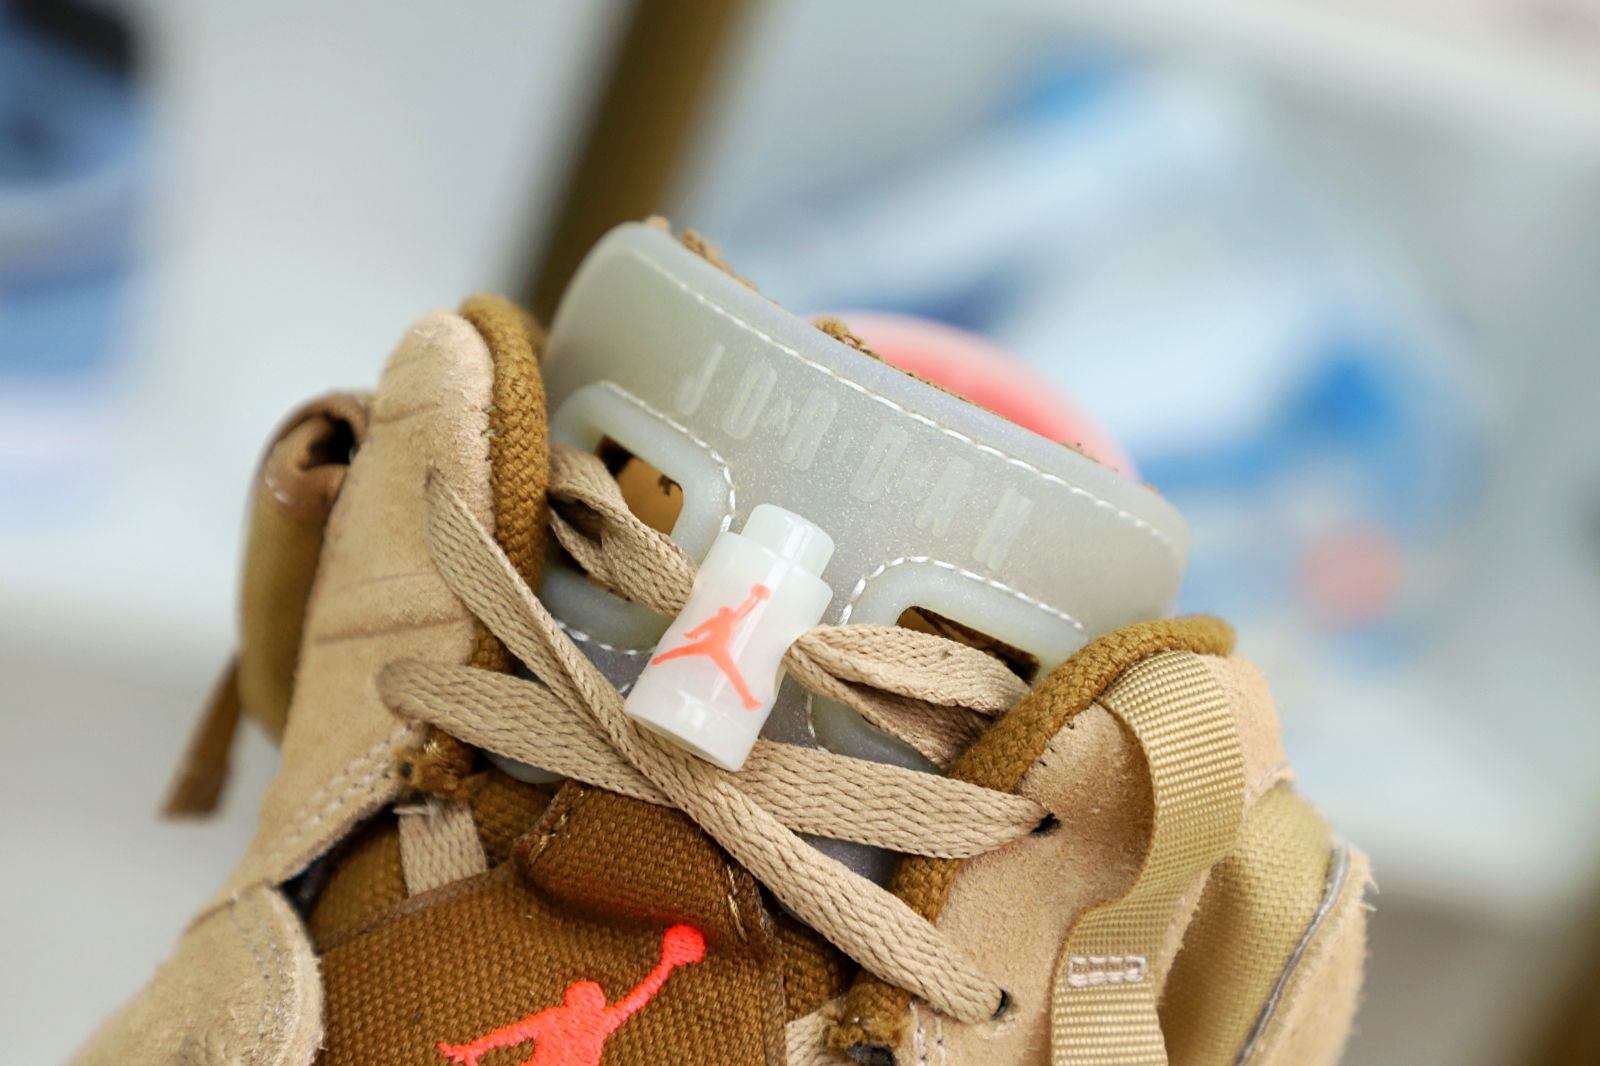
(378, 445, 1041, 1021)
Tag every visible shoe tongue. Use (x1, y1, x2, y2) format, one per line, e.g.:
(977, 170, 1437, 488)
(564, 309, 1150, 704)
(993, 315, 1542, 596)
(539, 223, 1186, 763)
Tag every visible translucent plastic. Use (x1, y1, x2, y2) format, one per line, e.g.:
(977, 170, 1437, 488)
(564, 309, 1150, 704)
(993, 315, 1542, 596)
(626, 505, 834, 770)
(522, 222, 1188, 880)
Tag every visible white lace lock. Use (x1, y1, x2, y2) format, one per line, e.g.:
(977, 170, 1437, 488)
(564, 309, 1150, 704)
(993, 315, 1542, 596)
(626, 505, 834, 770)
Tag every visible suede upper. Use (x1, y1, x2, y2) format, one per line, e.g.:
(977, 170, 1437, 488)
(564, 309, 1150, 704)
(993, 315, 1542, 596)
(79, 249, 1367, 1066)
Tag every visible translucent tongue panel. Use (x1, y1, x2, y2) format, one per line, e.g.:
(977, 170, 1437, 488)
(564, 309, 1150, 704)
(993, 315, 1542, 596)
(537, 223, 1187, 872)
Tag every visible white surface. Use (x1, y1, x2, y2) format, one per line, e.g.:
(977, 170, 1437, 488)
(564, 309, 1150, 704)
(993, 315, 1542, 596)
(0, 0, 623, 678)
(627, 507, 834, 771)
(997, 0, 1600, 163)
(0, 650, 278, 1063)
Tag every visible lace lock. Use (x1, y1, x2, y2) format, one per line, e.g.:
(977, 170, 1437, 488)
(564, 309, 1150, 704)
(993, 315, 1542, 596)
(625, 505, 833, 770)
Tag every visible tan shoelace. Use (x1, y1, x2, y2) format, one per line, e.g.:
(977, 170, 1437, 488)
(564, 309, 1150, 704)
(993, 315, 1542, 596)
(378, 445, 1041, 1022)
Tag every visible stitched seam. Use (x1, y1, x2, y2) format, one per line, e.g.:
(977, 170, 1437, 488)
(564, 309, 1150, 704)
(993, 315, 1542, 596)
(755, 902, 789, 1066)
(724, 862, 747, 942)
(1234, 845, 1353, 1065)
(260, 724, 414, 873)
(270, 739, 407, 867)
(838, 555, 1086, 633)
(912, 1000, 928, 1066)
(597, 380, 736, 533)
(522, 788, 584, 870)
(318, 871, 494, 951)
(1065, 954, 1148, 987)
(629, 247, 1177, 560)
(548, 380, 738, 658)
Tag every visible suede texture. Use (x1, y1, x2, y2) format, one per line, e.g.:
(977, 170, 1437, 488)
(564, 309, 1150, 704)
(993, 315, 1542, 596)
(239, 392, 371, 742)
(835, 619, 1238, 1050)
(78, 312, 499, 1065)
(221, 311, 497, 902)
(887, 654, 1289, 1066)
(76, 274, 1367, 1063)
(163, 393, 369, 816)
(314, 787, 787, 1066)
(72, 886, 322, 1065)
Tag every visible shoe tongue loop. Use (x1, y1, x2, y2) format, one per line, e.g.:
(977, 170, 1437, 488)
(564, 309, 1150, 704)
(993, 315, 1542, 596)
(535, 223, 1187, 877)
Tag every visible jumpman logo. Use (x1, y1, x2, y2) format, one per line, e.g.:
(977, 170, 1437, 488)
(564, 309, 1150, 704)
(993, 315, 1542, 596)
(436, 924, 706, 1066)
(650, 583, 770, 709)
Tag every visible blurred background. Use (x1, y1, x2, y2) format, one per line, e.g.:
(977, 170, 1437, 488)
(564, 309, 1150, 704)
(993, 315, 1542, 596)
(3, 0, 1599, 1061)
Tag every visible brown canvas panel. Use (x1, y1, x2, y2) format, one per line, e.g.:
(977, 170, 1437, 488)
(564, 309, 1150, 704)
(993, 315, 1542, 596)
(318, 786, 786, 1066)
(773, 908, 853, 1023)
(471, 768, 558, 867)
(308, 769, 554, 950)
(308, 813, 408, 950)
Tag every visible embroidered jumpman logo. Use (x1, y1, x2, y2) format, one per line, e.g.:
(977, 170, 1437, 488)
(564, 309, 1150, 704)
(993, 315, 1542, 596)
(436, 924, 706, 1066)
(649, 583, 771, 709)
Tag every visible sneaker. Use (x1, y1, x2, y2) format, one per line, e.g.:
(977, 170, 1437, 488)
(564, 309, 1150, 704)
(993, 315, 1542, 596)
(76, 220, 1369, 1066)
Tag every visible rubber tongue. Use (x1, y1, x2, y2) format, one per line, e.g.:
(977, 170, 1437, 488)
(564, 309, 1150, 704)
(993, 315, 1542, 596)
(535, 223, 1187, 878)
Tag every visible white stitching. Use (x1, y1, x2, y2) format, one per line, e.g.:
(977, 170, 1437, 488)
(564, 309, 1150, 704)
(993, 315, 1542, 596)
(546, 382, 735, 658)
(597, 380, 736, 533)
(1065, 954, 1148, 987)
(556, 618, 650, 657)
(260, 724, 413, 872)
(838, 556, 1086, 633)
(628, 248, 1177, 559)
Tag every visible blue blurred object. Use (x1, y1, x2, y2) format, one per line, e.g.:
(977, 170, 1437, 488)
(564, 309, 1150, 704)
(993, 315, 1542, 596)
(0, 10, 145, 513)
(713, 50, 1490, 675)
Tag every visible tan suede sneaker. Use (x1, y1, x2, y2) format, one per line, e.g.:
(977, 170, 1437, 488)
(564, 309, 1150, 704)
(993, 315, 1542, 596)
(76, 222, 1369, 1066)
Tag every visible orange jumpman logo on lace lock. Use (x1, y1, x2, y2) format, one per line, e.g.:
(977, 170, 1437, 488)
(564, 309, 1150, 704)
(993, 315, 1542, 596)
(649, 583, 770, 709)
(436, 924, 706, 1066)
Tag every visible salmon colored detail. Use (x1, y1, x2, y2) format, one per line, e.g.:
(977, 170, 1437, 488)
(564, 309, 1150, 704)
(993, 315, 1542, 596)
(650, 584, 770, 709)
(437, 924, 706, 1066)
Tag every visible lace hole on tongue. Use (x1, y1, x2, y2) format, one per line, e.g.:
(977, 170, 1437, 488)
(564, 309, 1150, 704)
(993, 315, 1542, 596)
(893, 606, 1039, 683)
(992, 989, 1014, 1021)
(596, 437, 683, 534)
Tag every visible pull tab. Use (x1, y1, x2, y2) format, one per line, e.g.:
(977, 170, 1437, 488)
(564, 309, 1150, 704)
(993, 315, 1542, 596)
(626, 505, 834, 770)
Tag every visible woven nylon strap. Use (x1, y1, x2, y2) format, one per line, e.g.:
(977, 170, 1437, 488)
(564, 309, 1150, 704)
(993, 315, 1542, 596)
(1051, 650, 1245, 1065)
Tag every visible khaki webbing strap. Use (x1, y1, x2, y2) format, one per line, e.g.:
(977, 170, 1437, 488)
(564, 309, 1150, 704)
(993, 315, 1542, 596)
(1052, 650, 1245, 1065)
(396, 794, 489, 896)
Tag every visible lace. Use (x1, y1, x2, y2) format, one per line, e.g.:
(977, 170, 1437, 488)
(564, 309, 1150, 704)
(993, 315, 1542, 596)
(377, 445, 1042, 1022)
